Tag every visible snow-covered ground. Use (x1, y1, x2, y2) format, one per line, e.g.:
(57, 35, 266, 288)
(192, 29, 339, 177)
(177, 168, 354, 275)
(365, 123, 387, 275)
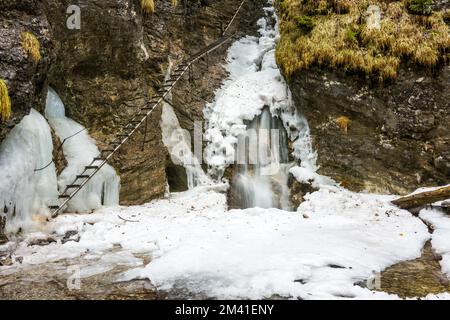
(0, 185, 430, 299)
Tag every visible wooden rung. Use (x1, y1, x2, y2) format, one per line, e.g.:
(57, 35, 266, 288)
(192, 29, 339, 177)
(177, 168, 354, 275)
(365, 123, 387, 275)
(93, 157, 104, 161)
(67, 184, 81, 188)
(76, 175, 89, 179)
(49, 206, 59, 210)
(59, 195, 70, 199)
(85, 166, 98, 170)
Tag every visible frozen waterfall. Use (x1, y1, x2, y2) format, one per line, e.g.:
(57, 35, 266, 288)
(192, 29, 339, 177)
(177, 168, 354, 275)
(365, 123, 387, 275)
(45, 88, 120, 213)
(0, 109, 58, 232)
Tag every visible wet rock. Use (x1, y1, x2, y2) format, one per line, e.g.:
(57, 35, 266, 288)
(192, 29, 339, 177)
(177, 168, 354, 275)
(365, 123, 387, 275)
(0, 254, 12, 266)
(0, 214, 7, 244)
(0, 0, 53, 142)
(27, 235, 56, 247)
(379, 241, 450, 298)
(62, 230, 80, 244)
(288, 65, 450, 194)
(288, 174, 318, 208)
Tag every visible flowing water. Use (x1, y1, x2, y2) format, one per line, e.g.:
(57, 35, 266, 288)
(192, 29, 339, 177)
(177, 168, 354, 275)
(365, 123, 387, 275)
(231, 106, 293, 210)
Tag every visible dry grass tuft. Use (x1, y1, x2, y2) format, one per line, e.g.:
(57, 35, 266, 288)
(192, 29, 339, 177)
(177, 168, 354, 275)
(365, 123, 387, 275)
(141, 0, 155, 14)
(0, 79, 12, 122)
(335, 116, 350, 134)
(21, 32, 41, 63)
(276, 0, 450, 81)
(171, 0, 178, 8)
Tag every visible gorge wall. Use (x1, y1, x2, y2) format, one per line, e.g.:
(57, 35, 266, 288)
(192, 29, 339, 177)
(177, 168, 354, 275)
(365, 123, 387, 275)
(276, 0, 450, 195)
(0, 0, 264, 206)
(289, 65, 450, 195)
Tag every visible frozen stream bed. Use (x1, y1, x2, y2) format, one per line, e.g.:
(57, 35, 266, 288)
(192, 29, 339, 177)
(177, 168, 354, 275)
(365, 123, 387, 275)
(2, 184, 448, 300)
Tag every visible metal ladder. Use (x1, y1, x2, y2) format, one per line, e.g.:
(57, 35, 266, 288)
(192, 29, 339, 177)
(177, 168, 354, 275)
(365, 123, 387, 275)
(49, 32, 239, 217)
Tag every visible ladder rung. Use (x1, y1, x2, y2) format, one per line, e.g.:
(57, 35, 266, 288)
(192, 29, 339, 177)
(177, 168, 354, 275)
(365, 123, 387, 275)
(49, 205, 60, 210)
(67, 184, 81, 188)
(59, 195, 70, 199)
(76, 175, 89, 179)
(85, 166, 99, 170)
(102, 149, 115, 153)
(93, 157, 104, 161)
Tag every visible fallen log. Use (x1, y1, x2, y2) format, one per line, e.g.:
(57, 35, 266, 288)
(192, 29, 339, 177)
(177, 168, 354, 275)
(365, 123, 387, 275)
(391, 186, 450, 210)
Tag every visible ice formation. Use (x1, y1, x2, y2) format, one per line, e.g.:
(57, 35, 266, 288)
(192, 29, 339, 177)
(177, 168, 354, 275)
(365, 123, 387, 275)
(45, 88, 120, 213)
(160, 60, 211, 189)
(204, 3, 332, 208)
(0, 109, 58, 232)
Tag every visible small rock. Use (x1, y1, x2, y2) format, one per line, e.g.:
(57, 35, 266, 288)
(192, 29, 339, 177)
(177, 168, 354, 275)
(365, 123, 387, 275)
(0, 255, 12, 266)
(15, 256, 23, 264)
(27, 236, 56, 247)
(416, 77, 424, 83)
(302, 214, 310, 219)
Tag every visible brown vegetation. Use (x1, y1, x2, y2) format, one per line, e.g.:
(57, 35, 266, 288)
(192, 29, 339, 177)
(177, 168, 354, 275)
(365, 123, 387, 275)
(275, 0, 449, 81)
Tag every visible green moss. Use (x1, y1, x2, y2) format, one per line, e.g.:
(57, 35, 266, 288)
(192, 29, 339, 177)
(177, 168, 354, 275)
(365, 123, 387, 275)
(294, 15, 316, 32)
(443, 9, 450, 25)
(346, 29, 359, 43)
(406, 0, 433, 15)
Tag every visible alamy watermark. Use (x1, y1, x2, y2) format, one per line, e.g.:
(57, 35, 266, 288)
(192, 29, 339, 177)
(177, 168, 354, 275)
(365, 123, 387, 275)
(168, 121, 284, 176)
(67, 265, 81, 290)
(67, 5, 81, 30)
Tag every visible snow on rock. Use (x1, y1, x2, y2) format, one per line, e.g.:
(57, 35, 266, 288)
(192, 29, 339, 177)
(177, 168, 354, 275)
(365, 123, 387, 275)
(204, 6, 300, 178)
(45, 88, 120, 213)
(0, 109, 58, 232)
(420, 208, 450, 278)
(2, 186, 428, 299)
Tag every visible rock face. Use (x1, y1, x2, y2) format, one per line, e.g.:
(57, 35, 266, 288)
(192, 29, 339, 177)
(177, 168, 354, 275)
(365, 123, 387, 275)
(40, 0, 263, 205)
(0, 0, 263, 204)
(0, 0, 265, 207)
(289, 65, 450, 194)
(0, 0, 53, 142)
